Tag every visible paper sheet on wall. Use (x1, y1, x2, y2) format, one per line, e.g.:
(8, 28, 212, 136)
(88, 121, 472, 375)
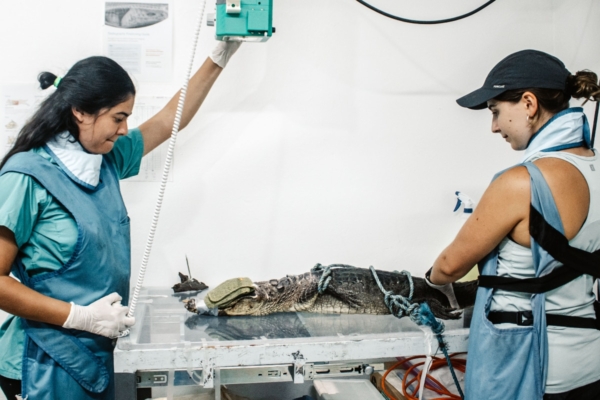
(126, 95, 173, 182)
(103, 0, 173, 83)
(1, 84, 49, 159)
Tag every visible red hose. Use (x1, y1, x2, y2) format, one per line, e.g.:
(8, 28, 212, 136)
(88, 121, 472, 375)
(381, 353, 466, 400)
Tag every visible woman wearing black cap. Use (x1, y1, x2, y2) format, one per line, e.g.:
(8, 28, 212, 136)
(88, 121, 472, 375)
(425, 49, 600, 399)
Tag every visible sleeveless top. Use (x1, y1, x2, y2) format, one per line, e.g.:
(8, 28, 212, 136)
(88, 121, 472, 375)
(490, 150, 600, 393)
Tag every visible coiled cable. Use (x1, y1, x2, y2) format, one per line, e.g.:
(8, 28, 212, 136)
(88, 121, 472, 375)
(120, 0, 208, 337)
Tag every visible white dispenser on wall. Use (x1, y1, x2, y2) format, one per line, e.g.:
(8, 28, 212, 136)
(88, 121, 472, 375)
(453, 191, 479, 282)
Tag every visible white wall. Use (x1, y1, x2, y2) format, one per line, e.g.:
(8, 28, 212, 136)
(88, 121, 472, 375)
(1, 0, 599, 303)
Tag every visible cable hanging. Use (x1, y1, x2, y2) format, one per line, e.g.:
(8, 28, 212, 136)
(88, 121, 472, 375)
(120, 0, 208, 338)
(591, 100, 599, 148)
(355, 0, 497, 24)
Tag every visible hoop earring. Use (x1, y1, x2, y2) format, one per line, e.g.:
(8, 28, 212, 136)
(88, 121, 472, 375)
(526, 115, 530, 123)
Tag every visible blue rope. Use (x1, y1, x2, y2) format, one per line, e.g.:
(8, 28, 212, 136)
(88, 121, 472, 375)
(311, 263, 358, 294)
(369, 266, 465, 399)
(312, 263, 333, 294)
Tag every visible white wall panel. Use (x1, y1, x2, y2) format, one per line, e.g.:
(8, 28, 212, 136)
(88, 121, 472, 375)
(0, 0, 598, 299)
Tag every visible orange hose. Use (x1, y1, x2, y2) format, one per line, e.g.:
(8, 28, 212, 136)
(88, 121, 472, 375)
(404, 359, 463, 399)
(381, 353, 466, 400)
(382, 357, 423, 400)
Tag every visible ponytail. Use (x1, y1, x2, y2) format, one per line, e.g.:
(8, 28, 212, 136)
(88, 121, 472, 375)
(566, 70, 600, 105)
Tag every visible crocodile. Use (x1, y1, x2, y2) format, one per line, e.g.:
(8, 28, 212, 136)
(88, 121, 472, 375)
(184, 264, 478, 320)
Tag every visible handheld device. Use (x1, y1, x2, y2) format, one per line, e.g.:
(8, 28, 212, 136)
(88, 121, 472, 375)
(208, 0, 274, 42)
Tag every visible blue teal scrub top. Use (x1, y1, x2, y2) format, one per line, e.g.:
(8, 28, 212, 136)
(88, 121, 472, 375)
(0, 128, 144, 380)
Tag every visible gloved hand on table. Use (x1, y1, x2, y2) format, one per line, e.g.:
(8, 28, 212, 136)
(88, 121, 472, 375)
(210, 40, 242, 69)
(62, 292, 135, 338)
(425, 267, 460, 309)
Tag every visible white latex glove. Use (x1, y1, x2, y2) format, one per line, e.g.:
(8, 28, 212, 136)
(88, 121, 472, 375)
(62, 292, 135, 338)
(425, 268, 460, 309)
(209, 40, 242, 69)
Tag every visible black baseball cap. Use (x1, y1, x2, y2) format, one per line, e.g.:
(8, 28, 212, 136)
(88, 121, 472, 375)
(456, 49, 571, 110)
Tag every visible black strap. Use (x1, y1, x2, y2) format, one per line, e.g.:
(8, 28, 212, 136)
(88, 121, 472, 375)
(529, 206, 600, 279)
(479, 205, 600, 294)
(478, 266, 581, 293)
(488, 310, 534, 326)
(488, 308, 600, 330)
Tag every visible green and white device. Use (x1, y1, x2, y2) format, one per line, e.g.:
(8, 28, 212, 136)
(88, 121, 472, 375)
(209, 0, 274, 42)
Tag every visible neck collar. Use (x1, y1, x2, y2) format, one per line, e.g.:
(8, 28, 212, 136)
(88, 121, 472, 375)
(522, 107, 591, 162)
(45, 132, 102, 189)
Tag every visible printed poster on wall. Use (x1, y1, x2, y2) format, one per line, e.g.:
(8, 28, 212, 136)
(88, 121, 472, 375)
(1, 84, 48, 159)
(103, 0, 173, 82)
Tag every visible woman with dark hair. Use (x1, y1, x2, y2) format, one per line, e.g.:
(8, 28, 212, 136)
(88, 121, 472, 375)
(425, 49, 600, 399)
(0, 41, 240, 399)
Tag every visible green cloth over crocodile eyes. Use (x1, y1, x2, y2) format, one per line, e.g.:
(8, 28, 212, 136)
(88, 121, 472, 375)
(204, 277, 255, 308)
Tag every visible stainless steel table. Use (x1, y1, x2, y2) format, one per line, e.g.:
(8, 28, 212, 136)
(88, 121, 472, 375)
(114, 287, 471, 399)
